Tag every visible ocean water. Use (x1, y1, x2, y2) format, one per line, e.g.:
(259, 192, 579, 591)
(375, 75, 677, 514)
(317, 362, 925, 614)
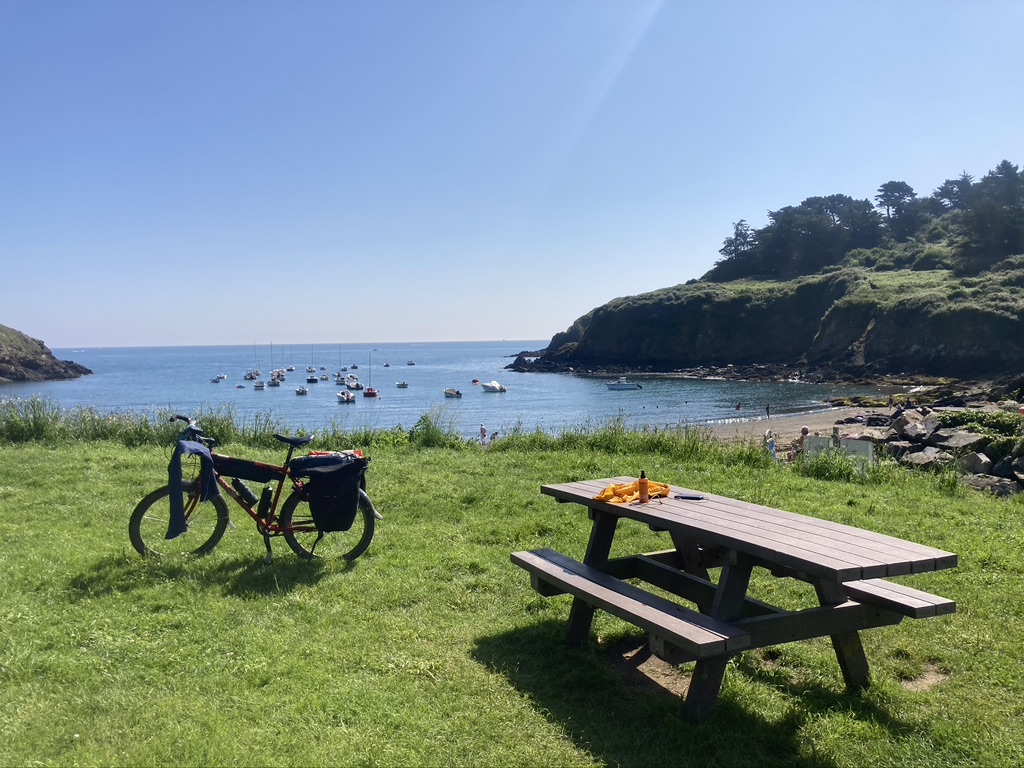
(2, 341, 888, 438)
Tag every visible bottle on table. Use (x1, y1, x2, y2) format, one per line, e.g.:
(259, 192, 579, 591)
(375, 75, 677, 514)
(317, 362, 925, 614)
(638, 471, 649, 503)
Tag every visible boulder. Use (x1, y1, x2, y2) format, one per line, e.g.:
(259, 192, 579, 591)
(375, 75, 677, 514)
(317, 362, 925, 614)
(928, 428, 988, 452)
(992, 455, 1016, 479)
(900, 447, 953, 470)
(900, 420, 933, 443)
(961, 474, 1023, 498)
(846, 427, 896, 444)
(884, 441, 916, 457)
(958, 452, 993, 475)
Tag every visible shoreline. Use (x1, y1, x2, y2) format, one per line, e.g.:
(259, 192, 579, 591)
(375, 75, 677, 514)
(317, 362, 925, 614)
(701, 406, 873, 447)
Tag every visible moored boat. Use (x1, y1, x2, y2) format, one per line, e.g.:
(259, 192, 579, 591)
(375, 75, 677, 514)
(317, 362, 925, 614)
(607, 376, 642, 390)
(481, 380, 507, 393)
(296, 385, 308, 395)
(363, 387, 379, 398)
(396, 381, 408, 389)
(444, 388, 462, 398)
(337, 390, 355, 403)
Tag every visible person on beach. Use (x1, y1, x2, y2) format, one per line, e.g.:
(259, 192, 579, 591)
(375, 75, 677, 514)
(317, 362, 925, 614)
(480, 424, 487, 445)
(766, 404, 771, 419)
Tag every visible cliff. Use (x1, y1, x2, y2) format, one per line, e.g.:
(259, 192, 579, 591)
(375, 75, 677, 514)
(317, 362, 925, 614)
(0, 324, 92, 383)
(517, 265, 1024, 381)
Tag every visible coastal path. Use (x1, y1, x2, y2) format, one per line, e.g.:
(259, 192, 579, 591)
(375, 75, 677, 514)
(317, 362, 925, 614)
(512, 477, 957, 720)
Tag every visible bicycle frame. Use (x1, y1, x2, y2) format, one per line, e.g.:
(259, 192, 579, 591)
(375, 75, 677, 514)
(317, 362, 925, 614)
(213, 456, 299, 536)
(173, 416, 317, 538)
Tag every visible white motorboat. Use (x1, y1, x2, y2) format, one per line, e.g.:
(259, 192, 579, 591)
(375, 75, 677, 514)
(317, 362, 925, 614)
(444, 388, 462, 398)
(396, 381, 408, 389)
(296, 386, 308, 396)
(337, 390, 355, 403)
(606, 376, 642, 390)
(253, 380, 265, 390)
(481, 380, 507, 393)
(345, 373, 363, 390)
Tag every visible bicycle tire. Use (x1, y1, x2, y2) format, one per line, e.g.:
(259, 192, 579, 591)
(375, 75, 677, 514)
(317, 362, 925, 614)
(129, 485, 230, 558)
(279, 489, 376, 561)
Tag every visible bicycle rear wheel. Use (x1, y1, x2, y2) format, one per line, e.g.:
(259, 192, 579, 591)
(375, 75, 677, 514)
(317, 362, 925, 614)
(129, 485, 230, 558)
(279, 490, 376, 561)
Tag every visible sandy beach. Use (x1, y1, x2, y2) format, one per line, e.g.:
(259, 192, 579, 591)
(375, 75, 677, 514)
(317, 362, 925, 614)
(704, 406, 872, 448)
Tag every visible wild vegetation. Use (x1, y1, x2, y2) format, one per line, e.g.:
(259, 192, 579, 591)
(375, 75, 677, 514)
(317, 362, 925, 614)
(2, 402, 1023, 765)
(531, 161, 1024, 378)
(708, 160, 1024, 281)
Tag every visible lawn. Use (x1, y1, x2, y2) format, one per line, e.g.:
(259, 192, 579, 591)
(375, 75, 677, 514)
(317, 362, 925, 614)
(1, 421, 1023, 766)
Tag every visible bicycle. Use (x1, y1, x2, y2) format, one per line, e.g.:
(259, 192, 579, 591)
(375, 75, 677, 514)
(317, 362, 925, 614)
(129, 415, 382, 562)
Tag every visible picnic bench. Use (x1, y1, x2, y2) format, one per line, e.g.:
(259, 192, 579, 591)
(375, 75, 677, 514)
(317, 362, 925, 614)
(512, 477, 957, 720)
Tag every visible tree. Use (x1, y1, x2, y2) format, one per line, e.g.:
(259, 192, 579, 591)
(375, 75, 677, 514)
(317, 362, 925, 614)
(933, 172, 973, 210)
(958, 160, 1024, 271)
(718, 220, 756, 260)
(875, 181, 916, 219)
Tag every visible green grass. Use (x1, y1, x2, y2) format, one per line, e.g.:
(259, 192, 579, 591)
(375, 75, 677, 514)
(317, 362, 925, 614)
(2, 407, 1024, 765)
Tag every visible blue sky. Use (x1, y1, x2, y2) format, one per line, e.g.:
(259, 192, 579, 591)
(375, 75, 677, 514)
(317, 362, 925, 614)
(2, 1, 1022, 348)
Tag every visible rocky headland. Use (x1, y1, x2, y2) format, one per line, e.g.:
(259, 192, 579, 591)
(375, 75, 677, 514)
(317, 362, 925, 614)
(0, 324, 92, 383)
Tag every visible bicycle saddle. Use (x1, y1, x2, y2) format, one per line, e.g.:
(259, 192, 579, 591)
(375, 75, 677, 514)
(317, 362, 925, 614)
(274, 433, 314, 448)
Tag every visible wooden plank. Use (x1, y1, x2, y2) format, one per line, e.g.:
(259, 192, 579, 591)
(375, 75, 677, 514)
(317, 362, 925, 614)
(541, 479, 957, 579)
(733, 600, 904, 649)
(511, 549, 750, 658)
(843, 578, 956, 619)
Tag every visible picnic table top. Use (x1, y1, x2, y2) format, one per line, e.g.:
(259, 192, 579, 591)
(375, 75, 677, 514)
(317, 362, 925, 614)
(541, 477, 957, 582)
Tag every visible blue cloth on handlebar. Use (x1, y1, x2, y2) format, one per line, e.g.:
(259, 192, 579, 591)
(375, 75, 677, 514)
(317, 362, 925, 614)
(167, 440, 220, 540)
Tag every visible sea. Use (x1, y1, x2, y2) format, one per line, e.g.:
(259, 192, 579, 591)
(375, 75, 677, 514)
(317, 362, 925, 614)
(1, 342, 891, 439)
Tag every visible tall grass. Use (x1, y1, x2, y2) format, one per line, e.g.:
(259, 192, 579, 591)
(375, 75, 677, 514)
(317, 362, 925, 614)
(0, 397, 744, 465)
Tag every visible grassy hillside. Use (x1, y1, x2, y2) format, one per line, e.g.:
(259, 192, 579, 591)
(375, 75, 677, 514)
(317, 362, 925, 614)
(0, 323, 45, 355)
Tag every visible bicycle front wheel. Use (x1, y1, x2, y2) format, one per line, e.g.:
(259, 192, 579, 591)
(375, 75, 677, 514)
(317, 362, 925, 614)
(129, 485, 230, 558)
(280, 490, 376, 561)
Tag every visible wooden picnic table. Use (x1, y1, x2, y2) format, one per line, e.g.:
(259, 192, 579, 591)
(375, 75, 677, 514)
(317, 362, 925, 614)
(512, 477, 957, 720)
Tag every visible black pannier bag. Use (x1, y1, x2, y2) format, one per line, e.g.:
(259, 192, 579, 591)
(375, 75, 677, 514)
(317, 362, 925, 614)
(289, 452, 368, 532)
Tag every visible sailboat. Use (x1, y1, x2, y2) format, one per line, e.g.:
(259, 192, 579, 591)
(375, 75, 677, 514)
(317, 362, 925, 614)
(363, 351, 379, 397)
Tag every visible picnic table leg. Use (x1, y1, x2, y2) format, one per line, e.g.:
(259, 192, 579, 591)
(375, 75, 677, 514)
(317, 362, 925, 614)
(566, 510, 619, 647)
(684, 553, 753, 720)
(815, 579, 870, 689)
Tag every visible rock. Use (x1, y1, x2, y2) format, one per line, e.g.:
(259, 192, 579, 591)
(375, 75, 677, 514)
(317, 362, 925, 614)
(928, 428, 988, 452)
(884, 441, 916, 457)
(958, 452, 993, 475)
(901, 420, 933, 443)
(992, 456, 1016, 478)
(961, 474, 1023, 497)
(900, 447, 953, 470)
(846, 427, 896, 444)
